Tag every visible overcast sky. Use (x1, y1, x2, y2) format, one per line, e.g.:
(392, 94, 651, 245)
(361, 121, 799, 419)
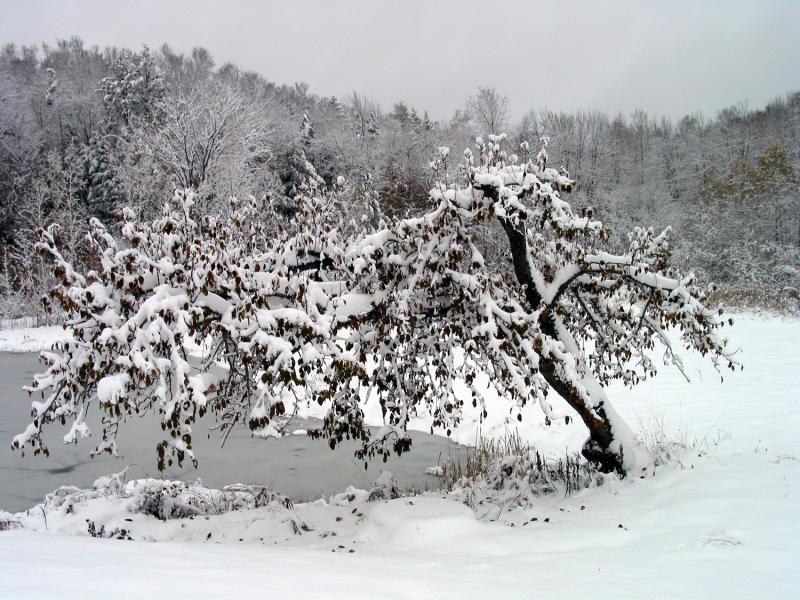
(1, 0, 798, 121)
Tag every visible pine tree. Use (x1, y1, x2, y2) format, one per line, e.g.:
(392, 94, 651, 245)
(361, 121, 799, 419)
(99, 46, 165, 127)
(300, 110, 314, 146)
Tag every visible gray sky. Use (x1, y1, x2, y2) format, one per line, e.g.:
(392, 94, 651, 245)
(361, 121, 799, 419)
(1, 0, 798, 121)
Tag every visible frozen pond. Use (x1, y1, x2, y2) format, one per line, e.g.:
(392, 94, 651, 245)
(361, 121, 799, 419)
(0, 353, 468, 513)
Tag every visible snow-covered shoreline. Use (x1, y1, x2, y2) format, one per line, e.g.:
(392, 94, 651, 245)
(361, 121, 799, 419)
(2, 447, 796, 599)
(0, 325, 69, 353)
(1, 314, 798, 598)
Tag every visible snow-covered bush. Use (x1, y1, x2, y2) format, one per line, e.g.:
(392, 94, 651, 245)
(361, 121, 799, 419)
(132, 479, 294, 521)
(15, 136, 738, 477)
(25, 469, 304, 532)
(329, 471, 402, 505)
(367, 470, 401, 501)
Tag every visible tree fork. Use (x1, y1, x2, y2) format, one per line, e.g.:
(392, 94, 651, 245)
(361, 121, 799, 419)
(493, 198, 625, 474)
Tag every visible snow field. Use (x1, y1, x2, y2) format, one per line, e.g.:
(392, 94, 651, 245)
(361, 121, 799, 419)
(0, 313, 798, 598)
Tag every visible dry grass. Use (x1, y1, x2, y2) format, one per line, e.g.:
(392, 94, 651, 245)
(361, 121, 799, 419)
(0, 518, 23, 531)
(438, 431, 598, 514)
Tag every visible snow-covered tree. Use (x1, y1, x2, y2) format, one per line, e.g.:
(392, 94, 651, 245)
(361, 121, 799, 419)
(300, 110, 314, 146)
(99, 46, 165, 127)
(681, 144, 800, 296)
(466, 87, 509, 135)
(15, 136, 738, 476)
(116, 83, 285, 215)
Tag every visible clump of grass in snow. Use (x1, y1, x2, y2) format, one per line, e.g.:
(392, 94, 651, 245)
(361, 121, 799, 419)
(437, 431, 601, 519)
(636, 408, 736, 468)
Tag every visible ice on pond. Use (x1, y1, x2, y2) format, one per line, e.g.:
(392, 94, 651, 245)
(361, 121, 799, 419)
(0, 353, 468, 513)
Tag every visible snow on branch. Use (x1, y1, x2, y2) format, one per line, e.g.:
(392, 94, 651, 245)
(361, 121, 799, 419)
(16, 136, 739, 476)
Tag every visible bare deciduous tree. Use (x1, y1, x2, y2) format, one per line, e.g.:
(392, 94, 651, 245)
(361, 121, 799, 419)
(466, 86, 509, 134)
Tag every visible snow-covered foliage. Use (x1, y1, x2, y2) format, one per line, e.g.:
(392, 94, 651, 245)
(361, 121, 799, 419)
(99, 46, 165, 127)
(684, 144, 800, 300)
(0, 467, 413, 542)
(15, 136, 737, 476)
(1, 469, 308, 539)
(300, 110, 314, 146)
(2, 43, 797, 323)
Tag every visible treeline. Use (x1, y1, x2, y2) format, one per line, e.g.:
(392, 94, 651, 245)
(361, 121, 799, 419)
(0, 38, 798, 320)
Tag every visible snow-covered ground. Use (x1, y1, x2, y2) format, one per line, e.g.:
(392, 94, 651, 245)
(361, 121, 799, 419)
(0, 325, 68, 353)
(1, 314, 798, 598)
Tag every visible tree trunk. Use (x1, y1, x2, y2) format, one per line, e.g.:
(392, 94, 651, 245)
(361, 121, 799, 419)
(497, 215, 628, 474)
(537, 338, 625, 474)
